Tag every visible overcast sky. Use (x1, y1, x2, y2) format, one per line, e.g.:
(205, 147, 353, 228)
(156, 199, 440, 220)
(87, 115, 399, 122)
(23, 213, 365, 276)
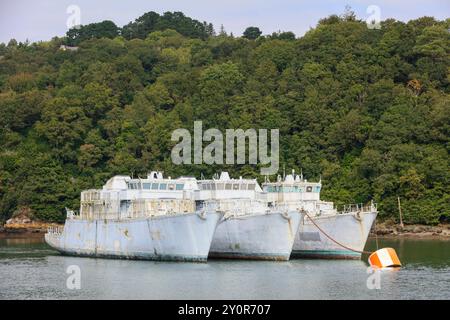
(0, 0, 449, 44)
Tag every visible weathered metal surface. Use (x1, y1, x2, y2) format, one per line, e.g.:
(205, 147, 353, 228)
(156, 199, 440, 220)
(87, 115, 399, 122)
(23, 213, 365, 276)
(45, 212, 222, 262)
(209, 211, 302, 261)
(291, 211, 377, 259)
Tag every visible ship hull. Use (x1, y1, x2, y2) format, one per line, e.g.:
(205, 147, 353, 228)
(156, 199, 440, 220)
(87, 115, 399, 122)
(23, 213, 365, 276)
(209, 211, 302, 261)
(45, 212, 222, 262)
(291, 211, 377, 259)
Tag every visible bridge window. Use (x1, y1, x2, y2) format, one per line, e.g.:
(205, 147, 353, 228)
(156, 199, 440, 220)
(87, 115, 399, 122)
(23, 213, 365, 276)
(233, 184, 240, 190)
(216, 183, 224, 190)
(225, 183, 232, 190)
(176, 184, 184, 190)
(129, 183, 140, 190)
(151, 183, 159, 190)
(143, 183, 151, 190)
(248, 184, 255, 190)
(159, 183, 167, 190)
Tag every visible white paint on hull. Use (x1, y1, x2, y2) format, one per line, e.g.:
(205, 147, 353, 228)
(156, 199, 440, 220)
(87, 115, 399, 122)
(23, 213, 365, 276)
(292, 211, 377, 259)
(209, 211, 302, 261)
(45, 212, 222, 262)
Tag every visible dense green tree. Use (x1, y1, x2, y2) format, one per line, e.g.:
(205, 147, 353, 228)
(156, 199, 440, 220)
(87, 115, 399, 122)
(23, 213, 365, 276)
(243, 27, 262, 40)
(122, 11, 160, 40)
(35, 96, 91, 161)
(122, 11, 211, 40)
(0, 11, 448, 226)
(66, 20, 119, 46)
(269, 31, 296, 40)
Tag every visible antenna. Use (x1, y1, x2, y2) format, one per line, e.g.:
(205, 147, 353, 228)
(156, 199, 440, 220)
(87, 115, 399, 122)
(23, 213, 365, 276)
(300, 168, 303, 181)
(283, 165, 286, 180)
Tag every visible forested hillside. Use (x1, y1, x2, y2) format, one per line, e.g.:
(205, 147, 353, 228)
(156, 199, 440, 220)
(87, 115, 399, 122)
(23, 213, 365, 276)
(0, 11, 448, 224)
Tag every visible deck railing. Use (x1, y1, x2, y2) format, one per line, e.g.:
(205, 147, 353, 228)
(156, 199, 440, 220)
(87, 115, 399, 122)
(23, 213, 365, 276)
(47, 225, 64, 235)
(340, 202, 377, 213)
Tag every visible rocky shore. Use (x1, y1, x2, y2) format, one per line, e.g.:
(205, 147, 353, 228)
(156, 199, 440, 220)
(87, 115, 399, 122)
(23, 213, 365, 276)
(0, 221, 62, 234)
(2, 220, 449, 240)
(369, 221, 450, 239)
(0, 209, 62, 235)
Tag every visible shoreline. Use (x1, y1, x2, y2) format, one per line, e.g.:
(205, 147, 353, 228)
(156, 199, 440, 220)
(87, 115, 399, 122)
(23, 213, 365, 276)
(1, 222, 449, 240)
(0, 222, 63, 237)
(368, 233, 450, 240)
(369, 222, 449, 240)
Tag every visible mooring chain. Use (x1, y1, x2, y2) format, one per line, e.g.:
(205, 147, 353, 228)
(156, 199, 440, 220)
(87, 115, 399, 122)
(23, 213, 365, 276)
(301, 209, 373, 255)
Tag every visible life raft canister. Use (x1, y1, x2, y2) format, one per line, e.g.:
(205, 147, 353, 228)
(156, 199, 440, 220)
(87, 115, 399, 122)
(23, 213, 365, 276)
(368, 248, 401, 268)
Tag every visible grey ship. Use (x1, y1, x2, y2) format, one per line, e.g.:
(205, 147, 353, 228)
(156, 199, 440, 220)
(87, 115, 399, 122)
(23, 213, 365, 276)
(45, 172, 222, 262)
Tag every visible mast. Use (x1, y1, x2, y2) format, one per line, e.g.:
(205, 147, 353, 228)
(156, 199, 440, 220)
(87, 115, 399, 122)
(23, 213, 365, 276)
(397, 196, 404, 229)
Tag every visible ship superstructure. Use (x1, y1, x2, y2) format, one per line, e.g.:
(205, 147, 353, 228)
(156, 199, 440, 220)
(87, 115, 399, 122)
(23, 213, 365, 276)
(196, 172, 302, 261)
(262, 170, 377, 259)
(45, 172, 222, 262)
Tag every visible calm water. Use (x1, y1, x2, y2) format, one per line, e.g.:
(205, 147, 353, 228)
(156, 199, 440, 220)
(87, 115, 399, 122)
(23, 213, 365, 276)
(0, 236, 449, 300)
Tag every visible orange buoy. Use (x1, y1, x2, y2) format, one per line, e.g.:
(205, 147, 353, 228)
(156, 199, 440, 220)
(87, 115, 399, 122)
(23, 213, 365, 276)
(368, 248, 401, 268)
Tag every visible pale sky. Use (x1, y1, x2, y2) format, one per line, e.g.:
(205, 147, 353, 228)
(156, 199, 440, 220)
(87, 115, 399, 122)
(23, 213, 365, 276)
(0, 0, 449, 44)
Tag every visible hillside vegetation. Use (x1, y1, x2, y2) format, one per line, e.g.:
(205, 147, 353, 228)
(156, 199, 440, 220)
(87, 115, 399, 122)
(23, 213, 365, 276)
(0, 11, 448, 224)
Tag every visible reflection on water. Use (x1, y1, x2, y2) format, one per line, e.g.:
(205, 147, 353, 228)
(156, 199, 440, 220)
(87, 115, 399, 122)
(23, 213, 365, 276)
(365, 238, 450, 268)
(0, 235, 449, 300)
(4, 237, 46, 245)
